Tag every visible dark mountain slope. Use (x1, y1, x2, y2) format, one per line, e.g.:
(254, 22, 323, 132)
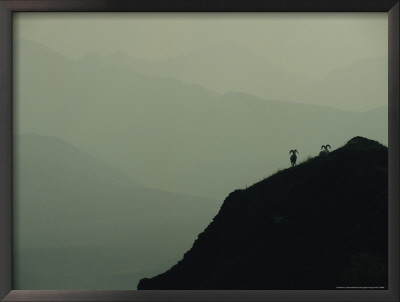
(138, 137, 388, 289)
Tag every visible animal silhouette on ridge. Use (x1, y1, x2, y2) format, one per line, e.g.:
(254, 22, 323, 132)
(319, 144, 331, 156)
(289, 149, 299, 167)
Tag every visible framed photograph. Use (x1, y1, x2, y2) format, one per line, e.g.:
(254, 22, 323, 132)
(0, 0, 399, 301)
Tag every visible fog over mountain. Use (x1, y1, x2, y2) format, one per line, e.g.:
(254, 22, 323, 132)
(16, 39, 387, 200)
(79, 41, 387, 112)
(14, 133, 219, 289)
(14, 13, 388, 291)
(96, 41, 313, 103)
(15, 13, 387, 80)
(298, 56, 388, 111)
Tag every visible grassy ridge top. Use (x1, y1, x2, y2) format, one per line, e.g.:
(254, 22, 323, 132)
(138, 136, 388, 289)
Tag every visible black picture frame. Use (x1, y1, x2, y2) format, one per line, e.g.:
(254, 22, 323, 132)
(0, 0, 399, 301)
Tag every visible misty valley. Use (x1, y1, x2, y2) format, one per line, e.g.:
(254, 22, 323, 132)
(14, 38, 388, 289)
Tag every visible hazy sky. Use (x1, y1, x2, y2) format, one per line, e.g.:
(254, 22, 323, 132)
(14, 11, 389, 195)
(15, 12, 387, 79)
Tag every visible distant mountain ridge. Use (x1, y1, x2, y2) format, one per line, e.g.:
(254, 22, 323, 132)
(77, 40, 387, 111)
(127, 41, 314, 102)
(18, 133, 135, 188)
(138, 137, 388, 289)
(15, 133, 220, 247)
(79, 40, 313, 95)
(18, 38, 386, 112)
(16, 39, 388, 200)
(15, 133, 221, 289)
(298, 56, 388, 111)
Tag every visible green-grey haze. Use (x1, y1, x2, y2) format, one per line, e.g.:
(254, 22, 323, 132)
(13, 13, 388, 289)
(14, 134, 220, 289)
(15, 13, 387, 81)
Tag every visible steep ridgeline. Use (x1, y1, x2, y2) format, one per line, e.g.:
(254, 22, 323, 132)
(138, 137, 388, 289)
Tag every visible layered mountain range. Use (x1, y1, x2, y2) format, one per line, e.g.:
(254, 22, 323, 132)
(16, 39, 387, 200)
(14, 134, 220, 289)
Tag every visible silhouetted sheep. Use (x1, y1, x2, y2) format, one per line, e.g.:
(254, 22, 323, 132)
(289, 149, 299, 167)
(319, 144, 331, 156)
